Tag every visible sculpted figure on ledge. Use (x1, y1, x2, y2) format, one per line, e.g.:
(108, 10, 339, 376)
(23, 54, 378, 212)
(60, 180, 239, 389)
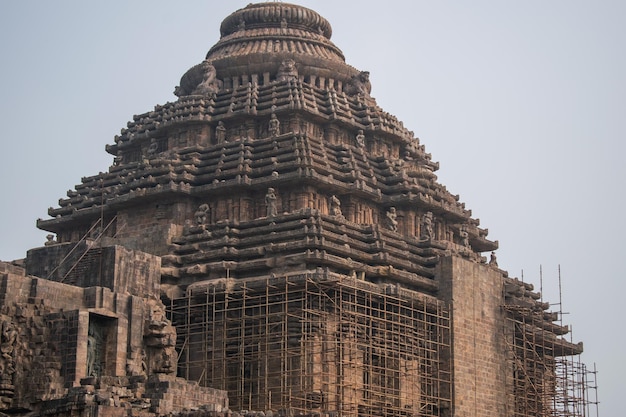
(420, 211, 434, 241)
(330, 195, 343, 218)
(385, 207, 398, 232)
(355, 130, 365, 147)
(194, 204, 210, 225)
(345, 71, 372, 97)
(265, 188, 278, 217)
(277, 59, 298, 83)
(269, 113, 280, 137)
(174, 59, 222, 97)
(215, 121, 227, 143)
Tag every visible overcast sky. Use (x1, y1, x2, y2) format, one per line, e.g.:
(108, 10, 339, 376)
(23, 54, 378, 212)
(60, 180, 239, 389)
(0, 1, 622, 415)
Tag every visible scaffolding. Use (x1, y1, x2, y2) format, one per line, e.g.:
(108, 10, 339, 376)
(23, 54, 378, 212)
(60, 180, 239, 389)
(503, 270, 599, 417)
(167, 272, 451, 417)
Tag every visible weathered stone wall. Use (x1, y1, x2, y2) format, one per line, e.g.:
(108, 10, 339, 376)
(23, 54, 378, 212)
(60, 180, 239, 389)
(0, 269, 85, 408)
(437, 256, 508, 417)
(25, 245, 160, 297)
(145, 374, 229, 415)
(113, 201, 190, 256)
(1, 259, 228, 417)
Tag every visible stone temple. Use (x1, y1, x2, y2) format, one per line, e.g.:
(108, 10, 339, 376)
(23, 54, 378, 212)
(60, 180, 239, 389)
(0, 3, 598, 417)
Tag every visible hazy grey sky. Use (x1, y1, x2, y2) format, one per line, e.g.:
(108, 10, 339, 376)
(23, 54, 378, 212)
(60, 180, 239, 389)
(0, 1, 622, 414)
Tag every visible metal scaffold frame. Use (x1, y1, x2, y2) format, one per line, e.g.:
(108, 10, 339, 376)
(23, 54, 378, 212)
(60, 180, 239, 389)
(167, 273, 452, 417)
(503, 269, 599, 417)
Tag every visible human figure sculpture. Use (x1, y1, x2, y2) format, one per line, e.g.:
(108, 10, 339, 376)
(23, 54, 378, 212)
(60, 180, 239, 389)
(86, 326, 101, 377)
(330, 195, 342, 217)
(385, 207, 398, 232)
(194, 204, 210, 225)
(265, 188, 278, 217)
(1, 319, 17, 360)
(489, 251, 498, 267)
(420, 211, 434, 241)
(269, 113, 280, 137)
(355, 130, 365, 147)
(44, 234, 56, 246)
(215, 121, 227, 143)
(0, 319, 17, 383)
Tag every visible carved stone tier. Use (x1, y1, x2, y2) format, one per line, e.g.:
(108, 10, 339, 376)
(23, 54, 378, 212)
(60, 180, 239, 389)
(106, 83, 416, 152)
(38, 126, 496, 257)
(207, 3, 354, 81)
(161, 209, 440, 294)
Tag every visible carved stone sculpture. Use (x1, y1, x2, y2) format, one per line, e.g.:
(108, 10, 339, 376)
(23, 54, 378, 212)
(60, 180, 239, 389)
(277, 59, 298, 82)
(355, 130, 365, 147)
(174, 60, 221, 97)
(329, 195, 343, 218)
(194, 203, 210, 225)
(345, 71, 372, 97)
(86, 326, 101, 377)
(216, 121, 227, 143)
(385, 207, 398, 232)
(144, 298, 177, 375)
(269, 113, 280, 137)
(489, 251, 498, 266)
(420, 211, 434, 241)
(265, 188, 278, 217)
(0, 318, 17, 379)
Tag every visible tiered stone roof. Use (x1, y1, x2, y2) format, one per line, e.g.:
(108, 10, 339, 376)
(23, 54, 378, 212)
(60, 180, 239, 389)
(37, 2, 497, 292)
